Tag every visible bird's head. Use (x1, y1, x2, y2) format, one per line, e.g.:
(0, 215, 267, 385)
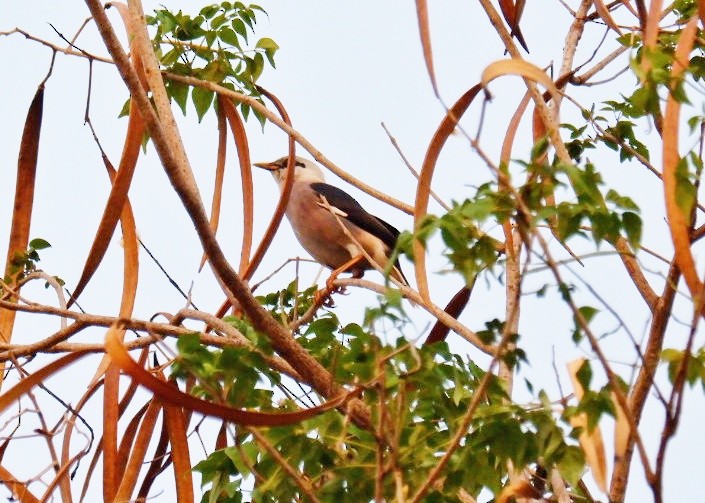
(254, 156, 325, 186)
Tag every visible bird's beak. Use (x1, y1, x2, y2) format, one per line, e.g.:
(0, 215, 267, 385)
(254, 161, 279, 171)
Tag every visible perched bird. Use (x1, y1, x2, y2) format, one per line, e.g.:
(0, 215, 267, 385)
(254, 156, 408, 288)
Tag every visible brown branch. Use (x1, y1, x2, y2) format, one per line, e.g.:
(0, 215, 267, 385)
(333, 277, 495, 355)
(572, 45, 629, 85)
(164, 72, 414, 215)
(612, 238, 660, 311)
(650, 303, 699, 503)
(0, 28, 113, 63)
(476, 0, 574, 167)
(499, 227, 523, 390)
(558, 0, 594, 91)
(381, 122, 450, 211)
(531, 230, 656, 488)
(84, 0, 370, 428)
(0, 299, 301, 380)
(609, 262, 680, 502)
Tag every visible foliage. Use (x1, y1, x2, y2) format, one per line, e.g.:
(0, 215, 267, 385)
(189, 290, 583, 501)
(3, 0, 705, 502)
(145, 2, 278, 123)
(3, 238, 52, 284)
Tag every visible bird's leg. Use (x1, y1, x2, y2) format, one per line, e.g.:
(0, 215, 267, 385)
(326, 255, 365, 291)
(313, 255, 365, 306)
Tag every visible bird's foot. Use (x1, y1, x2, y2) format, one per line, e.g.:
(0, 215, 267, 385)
(313, 288, 335, 307)
(313, 284, 348, 308)
(325, 276, 340, 293)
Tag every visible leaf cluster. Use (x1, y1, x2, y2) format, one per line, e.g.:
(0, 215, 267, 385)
(662, 347, 705, 390)
(3, 238, 63, 289)
(176, 287, 584, 501)
(144, 2, 279, 123)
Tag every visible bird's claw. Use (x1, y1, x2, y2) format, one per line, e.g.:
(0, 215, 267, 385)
(313, 285, 348, 308)
(325, 278, 337, 293)
(313, 288, 335, 307)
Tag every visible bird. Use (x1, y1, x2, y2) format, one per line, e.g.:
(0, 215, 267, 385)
(254, 156, 408, 291)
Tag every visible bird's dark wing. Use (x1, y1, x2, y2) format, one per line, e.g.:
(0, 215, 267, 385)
(310, 182, 400, 249)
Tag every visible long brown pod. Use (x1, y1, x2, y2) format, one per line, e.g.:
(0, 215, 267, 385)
(497, 0, 529, 50)
(422, 285, 473, 346)
(69, 103, 144, 306)
(86, 132, 141, 387)
(213, 87, 296, 317)
(414, 0, 439, 96)
(1, 86, 43, 354)
(663, 16, 701, 302)
(220, 97, 254, 276)
(103, 365, 120, 501)
(135, 412, 172, 500)
(114, 399, 161, 502)
(163, 403, 194, 502)
(105, 323, 360, 425)
(243, 86, 296, 281)
(198, 102, 228, 272)
(115, 402, 150, 488)
(413, 84, 484, 303)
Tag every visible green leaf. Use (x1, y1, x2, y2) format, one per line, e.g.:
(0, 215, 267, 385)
(530, 135, 550, 161)
(232, 18, 247, 42)
(168, 80, 189, 115)
(118, 97, 131, 118)
(218, 27, 241, 48)
(675, 157, 696, 216)
(29, 238, 51, 250)
(590, 209, 621, 243)
(204, 29, 217, 47)
(572, 305, 598, 342)
(200, 5, 220, 19)
(622, 211, 642, 248)
(240, 102, 250, 121)
(192, 86, 215, 121)
(662, 348, 689, 384)
(555, 203, 585, 241)
(161, 46, 183, 66)
(201, 59, 229, 83)
(605, 189, 639, 211)
(251, 52, 264, 82)
(239, 7, 254, 29)
(563, 164, 605, 207)
(210, 13, 228, 29)
(556, 446, 585, 486)
(255, 37, 278, 51)
(154, 9, 178, 32)
(575, 359, 592, 391)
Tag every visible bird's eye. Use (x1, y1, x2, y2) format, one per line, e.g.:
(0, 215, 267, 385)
(295, 161, 305, 168)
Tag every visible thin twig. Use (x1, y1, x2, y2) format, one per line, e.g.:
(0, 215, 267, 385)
(333, 277, 494, 354)
(0, 28, 112, 63)
(381, 122, 450, 211)
(164, 72, 415, 215)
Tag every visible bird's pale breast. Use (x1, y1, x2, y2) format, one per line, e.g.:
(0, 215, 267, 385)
(286, 183, 357, 269)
